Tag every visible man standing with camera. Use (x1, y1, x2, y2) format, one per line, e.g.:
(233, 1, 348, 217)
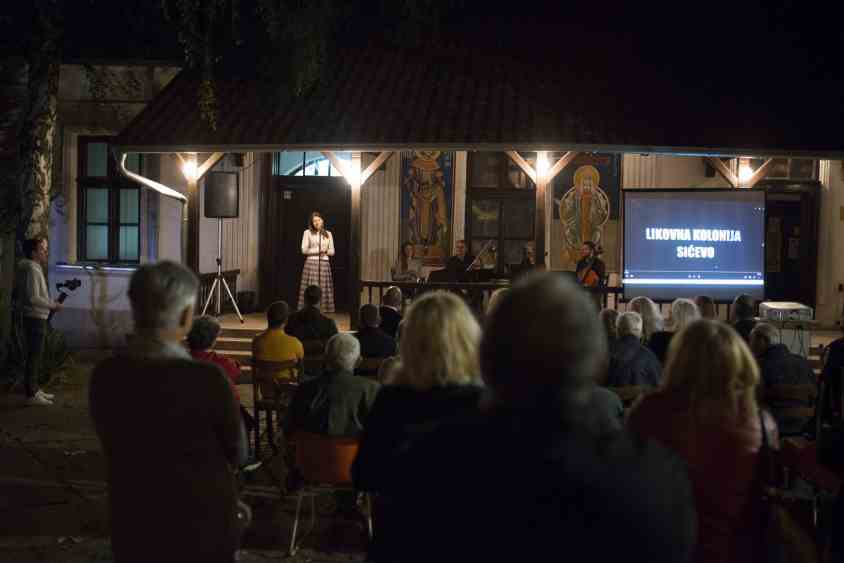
(16, 237, 61, 406)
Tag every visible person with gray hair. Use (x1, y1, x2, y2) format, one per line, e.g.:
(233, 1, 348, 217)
(90, 261, 249, 562)
(378, 272, 696, 563)
(607, 311, 662, 387)
(749, 322, 814, 436)
(287, 333, 380, 437)
(647, 298, 700, 364)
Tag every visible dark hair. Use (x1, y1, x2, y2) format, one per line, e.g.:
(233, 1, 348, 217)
(482, 272, 606, 407)
(360, 304, 380, 328)
(599, 308, 620, 341)
(733, 294, 755, 320)
(186, 315, 221, 351)
(267, 300, 290, 328)
(400, 241, 413, 271)
(22, 237, 46, 258)
(304, 285, 322, 307)
(582, 241, 601, 256)
(308, 211, 324, 233)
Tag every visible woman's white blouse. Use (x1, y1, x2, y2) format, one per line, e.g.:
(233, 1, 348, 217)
(301, 229, 335, 260)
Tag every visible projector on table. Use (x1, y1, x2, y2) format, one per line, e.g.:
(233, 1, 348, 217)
(759, 301, 814, 322)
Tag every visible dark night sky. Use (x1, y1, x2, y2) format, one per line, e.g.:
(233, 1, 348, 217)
(50, 0, 841, 120)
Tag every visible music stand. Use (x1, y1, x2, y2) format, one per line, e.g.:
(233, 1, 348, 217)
(201, 218, 245, 323)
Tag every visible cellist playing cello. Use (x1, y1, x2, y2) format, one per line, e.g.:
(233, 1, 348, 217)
(576, 241, 606, 289)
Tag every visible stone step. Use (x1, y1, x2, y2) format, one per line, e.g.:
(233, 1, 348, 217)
(215, 336, 252, 351)
(219, 327, 263, 339)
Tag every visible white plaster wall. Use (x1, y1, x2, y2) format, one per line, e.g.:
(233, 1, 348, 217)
(158, 155, 187, 262)
(817, 160, 844, 325)
(360, 153, 400, 286)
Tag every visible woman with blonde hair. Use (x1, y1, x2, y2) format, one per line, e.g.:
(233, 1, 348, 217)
(628, 320, 778, 563)
(352, 291, 484, 561)
(649, 298, 701, 363)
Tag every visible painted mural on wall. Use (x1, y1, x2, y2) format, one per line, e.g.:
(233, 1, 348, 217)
(401, 151, 454, 265)
(553, 153, 621, 265)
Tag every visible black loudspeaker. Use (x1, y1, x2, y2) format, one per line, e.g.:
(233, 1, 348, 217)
(205, 171, 239, 218)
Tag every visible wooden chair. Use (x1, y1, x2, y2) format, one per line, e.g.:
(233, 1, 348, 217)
(251, 358, 302, 457)
(608, 385, 648, 409)
(288, 432, 372, 556)
(764, 383, 818, 420)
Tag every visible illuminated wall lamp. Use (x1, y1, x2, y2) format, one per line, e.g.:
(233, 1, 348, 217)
(181, 154, 199, 181)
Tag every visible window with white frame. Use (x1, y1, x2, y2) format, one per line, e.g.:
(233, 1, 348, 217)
(77, 136, 142, 263)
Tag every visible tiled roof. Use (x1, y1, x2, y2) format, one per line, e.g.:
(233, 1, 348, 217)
(115, 49, 844, 157)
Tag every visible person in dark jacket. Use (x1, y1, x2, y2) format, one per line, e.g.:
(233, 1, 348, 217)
(607, 311, 662, 387)
(367, 273, 696, 563)
(379, 286, 403, 339)
(750, 322, 816, 435)
(90, 261, 248, 563)
(287, 333, 380, 437)
(821, 322, 844, 419)
(731, 294, 757, 342)
(286, 284, 338, 346)
(356, 304, 397, 360)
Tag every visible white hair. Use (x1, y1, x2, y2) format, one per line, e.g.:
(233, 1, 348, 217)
(670, 298, 701, 332)
(628, 296, 664, 339)
(325, 333, 361, 372)
(617, 311, 643, 339)
(128, 261, 198, 330)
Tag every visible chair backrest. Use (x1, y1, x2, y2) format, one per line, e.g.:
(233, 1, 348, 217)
(765, 384, 817, 405)
(292, 432, 359, 485)
(608, 385, 647, 407)
(252, 358, 301, 401)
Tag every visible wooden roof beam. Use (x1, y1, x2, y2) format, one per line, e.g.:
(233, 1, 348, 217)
(706, 157, 738, 188)
(546, 151, 578, 182)
(506, 151, 537, 184)
(744, 158, 774, 188)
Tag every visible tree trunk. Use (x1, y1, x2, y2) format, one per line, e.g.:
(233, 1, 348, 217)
(17, 34, 60, 245)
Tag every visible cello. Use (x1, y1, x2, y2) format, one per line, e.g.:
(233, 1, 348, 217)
(576, 245, 604, 288)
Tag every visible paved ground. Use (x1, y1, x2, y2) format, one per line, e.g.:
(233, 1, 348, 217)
(0, 358, 367, 562)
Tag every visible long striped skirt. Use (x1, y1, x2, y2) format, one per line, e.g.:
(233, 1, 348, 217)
(298, 258, 335, 313)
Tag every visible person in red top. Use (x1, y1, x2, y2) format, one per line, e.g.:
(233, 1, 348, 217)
(187, 316, 252, 428)
(627, 319, 779, 563)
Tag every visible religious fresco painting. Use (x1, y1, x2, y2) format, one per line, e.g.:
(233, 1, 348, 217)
(401, 151, 454, 266)
(553, 153, 621, 266)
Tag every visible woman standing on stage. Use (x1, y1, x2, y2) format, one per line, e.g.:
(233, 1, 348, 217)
(298, 212, 335, 313)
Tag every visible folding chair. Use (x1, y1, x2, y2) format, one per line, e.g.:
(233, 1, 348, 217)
(288, 432, 372, 556)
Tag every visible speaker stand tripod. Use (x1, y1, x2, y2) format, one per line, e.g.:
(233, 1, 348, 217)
(201, 218, 244, 323)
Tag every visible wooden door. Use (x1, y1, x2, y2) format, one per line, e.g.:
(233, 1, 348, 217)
(260, 176, 351, 311)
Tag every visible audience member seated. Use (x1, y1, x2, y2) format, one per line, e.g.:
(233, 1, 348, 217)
(391, 241, 423, 282)
(648, 298, 701, 364)
(376, 273, 696, 563)
(628, 295, 670, 360)
(750, 322, 815, 435)
(599, 307, 620, 345)
(252, 301, 304, 381)
(379, 286, 403, 339)
(286, 333, 380, 437)
(353, 291, 485, 561)
(628, 319, 779, 563)
(821, 316, 844, 419)
(188, 315, 254, 430)
(695, 295, 717, 320)
(90, 261, 248, 562)
(355, 304, 397, 361)
(286, 285, 339, 345)
(731, 293, 757, 342)
(486, 287, 510, 317)
(607, 311, 662, 387)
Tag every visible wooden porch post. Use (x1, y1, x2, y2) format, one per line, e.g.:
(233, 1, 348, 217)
(180, 152, 225, 273)
(535, 151, 549, 268)
(349, 152, 362, 330)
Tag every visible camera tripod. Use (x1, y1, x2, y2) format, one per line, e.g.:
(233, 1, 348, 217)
(201, 218, 244, 323)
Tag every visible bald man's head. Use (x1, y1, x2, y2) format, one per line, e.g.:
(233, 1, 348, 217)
(482, 272, 606, 407)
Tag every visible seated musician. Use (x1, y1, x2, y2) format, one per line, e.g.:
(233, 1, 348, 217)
(576, 241, 606, 288)
(392, 242, 424, 282)
(445, 239, 479, 282)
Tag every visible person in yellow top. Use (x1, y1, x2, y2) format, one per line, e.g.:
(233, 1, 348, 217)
(252, 301, 304, 381)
